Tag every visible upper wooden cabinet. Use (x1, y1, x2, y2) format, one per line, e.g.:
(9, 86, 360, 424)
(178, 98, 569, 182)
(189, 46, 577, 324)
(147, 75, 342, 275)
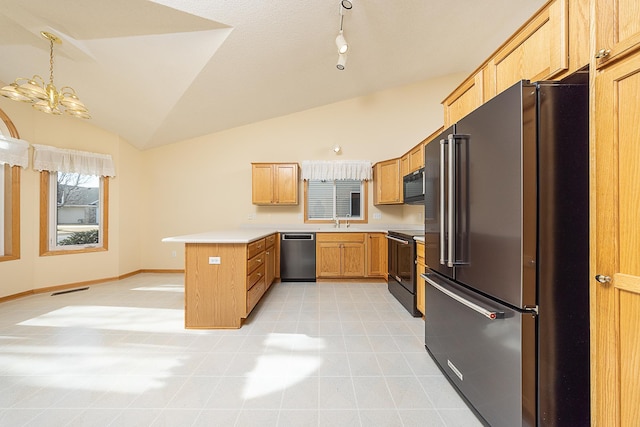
(408, 143, 424, 172)
(373, 158, 402, 205)
(251, 163, 299, 205)
(443, 0, 588, 123)
(400, 153, 410, 177)
(487, 0, 569, 97)
(444, 68, 485, 127)
(594, 0, 640, 69)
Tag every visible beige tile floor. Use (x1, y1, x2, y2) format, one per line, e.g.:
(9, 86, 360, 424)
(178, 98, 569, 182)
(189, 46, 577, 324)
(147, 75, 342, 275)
(0, 273, 483, 427)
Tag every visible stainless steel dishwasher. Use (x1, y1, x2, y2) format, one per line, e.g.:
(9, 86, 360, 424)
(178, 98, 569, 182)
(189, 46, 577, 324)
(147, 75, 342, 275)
(280, 233, 316, 282)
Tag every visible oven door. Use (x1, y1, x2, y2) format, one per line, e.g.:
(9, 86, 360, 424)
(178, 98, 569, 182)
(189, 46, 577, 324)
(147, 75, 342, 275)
(386, 234, 415, 293)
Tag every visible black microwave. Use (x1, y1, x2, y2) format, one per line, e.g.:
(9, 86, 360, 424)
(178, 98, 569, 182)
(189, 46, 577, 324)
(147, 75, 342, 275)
(403, 167, 424, 204)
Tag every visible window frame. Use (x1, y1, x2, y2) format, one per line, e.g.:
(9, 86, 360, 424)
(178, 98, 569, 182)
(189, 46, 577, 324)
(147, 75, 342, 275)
(39, 171, 109, 256)
(0, 164, 20, 262)
(303, 179, 368, 224)
(0, 107, 21, 262)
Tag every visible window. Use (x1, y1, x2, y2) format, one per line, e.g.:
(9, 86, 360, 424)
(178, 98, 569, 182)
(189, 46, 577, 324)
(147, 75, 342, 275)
(40, 171, 108, 254)
(34, 144, 115, 256)
(0, 108, 25, 262)
(305, 179, 368, 223)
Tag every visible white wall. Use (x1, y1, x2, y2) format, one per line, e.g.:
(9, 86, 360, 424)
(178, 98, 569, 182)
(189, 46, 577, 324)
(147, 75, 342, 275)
(142, 74, 465, 270)
(0, 98, 144, 298)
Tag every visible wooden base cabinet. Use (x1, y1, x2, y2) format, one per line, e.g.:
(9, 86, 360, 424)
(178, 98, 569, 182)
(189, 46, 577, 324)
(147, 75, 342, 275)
(316, 233, 365, 278)
(367, 233, 388, 278)
(184, 234, 277, 329)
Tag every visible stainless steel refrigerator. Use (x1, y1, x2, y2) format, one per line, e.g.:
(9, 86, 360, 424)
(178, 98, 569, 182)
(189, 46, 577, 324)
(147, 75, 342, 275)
(422, 77, 590, 426)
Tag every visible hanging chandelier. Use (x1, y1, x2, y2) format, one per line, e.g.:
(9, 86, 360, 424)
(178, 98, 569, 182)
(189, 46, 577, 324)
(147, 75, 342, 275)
(0, 31, 90, 119)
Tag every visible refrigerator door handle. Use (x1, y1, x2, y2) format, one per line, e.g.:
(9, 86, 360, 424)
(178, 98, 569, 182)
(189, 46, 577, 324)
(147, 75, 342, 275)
(447, 134, 455, 267)
(439, 139, 447, 266)
(447, 134, 470, 268)
(422, 274, 504, 320)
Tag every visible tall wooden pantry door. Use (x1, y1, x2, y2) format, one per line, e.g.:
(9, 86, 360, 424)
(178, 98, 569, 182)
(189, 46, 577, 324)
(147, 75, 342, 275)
(592, 52, 640, 426)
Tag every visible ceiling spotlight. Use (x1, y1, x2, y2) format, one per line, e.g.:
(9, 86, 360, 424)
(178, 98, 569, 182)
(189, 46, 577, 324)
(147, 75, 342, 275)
(337, 53, 347, 70)
(336, 31, 348, 54)
(341, 0, 353, 9)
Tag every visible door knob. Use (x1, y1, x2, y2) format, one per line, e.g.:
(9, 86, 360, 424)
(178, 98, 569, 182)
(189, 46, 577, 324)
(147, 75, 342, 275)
(595, 274, 611, 284)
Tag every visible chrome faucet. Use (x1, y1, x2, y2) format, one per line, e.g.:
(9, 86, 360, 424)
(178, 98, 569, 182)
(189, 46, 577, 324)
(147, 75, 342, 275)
(334, 217, 340, 228)
(345, 214, 351, 228)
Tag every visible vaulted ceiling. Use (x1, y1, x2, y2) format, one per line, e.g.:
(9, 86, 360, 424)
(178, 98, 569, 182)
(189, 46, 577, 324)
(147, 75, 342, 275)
(0, 0, 546, 150)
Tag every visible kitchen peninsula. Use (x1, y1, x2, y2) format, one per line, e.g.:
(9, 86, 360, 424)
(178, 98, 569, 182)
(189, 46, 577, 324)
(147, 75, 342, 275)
(163, 230, 278, 329)
(164, 227, 398, 329)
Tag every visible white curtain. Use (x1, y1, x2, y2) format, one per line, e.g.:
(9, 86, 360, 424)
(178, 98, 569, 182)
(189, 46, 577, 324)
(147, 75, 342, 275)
(0, 135, 29, 168)
(301, 160, 372, 181)
(32, 144, 116, 177)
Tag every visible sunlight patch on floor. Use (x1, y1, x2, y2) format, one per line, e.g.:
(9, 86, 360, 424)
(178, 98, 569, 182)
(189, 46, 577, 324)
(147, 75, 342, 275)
(18, 305, 184, 333)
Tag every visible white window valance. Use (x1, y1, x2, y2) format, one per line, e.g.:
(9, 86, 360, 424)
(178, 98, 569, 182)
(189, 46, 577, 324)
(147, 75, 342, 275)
(301, 160, 372, 181)
(32, 144, 116, 177)
(0, 135, 29, 168)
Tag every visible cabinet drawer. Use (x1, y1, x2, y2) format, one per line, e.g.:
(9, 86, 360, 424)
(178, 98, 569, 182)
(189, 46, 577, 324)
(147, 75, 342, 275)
(247, 252, 264, 274)
(247, 265, 265, 289)
(316, 233, 365, 243)
(246, 278, 266, 313)
(265, 234, 276, 248)
(248, 238, 266, 259)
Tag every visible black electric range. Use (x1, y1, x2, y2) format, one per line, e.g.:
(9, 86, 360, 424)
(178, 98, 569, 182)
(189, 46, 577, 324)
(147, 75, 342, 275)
(386, 229, 424, 316)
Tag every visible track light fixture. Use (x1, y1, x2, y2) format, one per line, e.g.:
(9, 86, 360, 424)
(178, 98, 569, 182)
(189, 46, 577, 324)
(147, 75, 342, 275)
(336, 31, 348, 54)
(0, 31, 90, 119)
(335, 0, 352, 70)
(337, 53, 347, 70)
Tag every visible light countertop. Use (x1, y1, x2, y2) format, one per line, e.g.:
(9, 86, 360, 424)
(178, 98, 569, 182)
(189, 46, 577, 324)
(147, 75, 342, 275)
(163, 225, 424, 244)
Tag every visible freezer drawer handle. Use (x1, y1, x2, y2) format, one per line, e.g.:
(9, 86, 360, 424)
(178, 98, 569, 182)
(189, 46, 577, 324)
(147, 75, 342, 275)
(385, 235, 409, 244)
(422, 274, 504, 320)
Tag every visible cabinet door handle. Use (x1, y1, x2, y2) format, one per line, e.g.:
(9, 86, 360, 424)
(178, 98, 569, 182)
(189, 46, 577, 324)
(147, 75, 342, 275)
(595, 48, 611, 59)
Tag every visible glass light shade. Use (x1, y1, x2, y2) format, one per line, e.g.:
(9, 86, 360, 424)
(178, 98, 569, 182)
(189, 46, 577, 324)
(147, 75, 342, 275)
(0, 83, 32, 102)
(66, 109, 91, 119)
(60, 92, 88, 112)
(336, 33, 348, 54)
(33, 100, 62, 115)
(17, 77, 48, 101)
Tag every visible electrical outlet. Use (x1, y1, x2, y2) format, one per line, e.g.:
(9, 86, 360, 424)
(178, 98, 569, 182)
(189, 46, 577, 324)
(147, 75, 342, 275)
(373, 213, 382, 220)
(208, 257, 221, 265)
(171, 251, 177, 257)
(248, 213, 256, 220)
